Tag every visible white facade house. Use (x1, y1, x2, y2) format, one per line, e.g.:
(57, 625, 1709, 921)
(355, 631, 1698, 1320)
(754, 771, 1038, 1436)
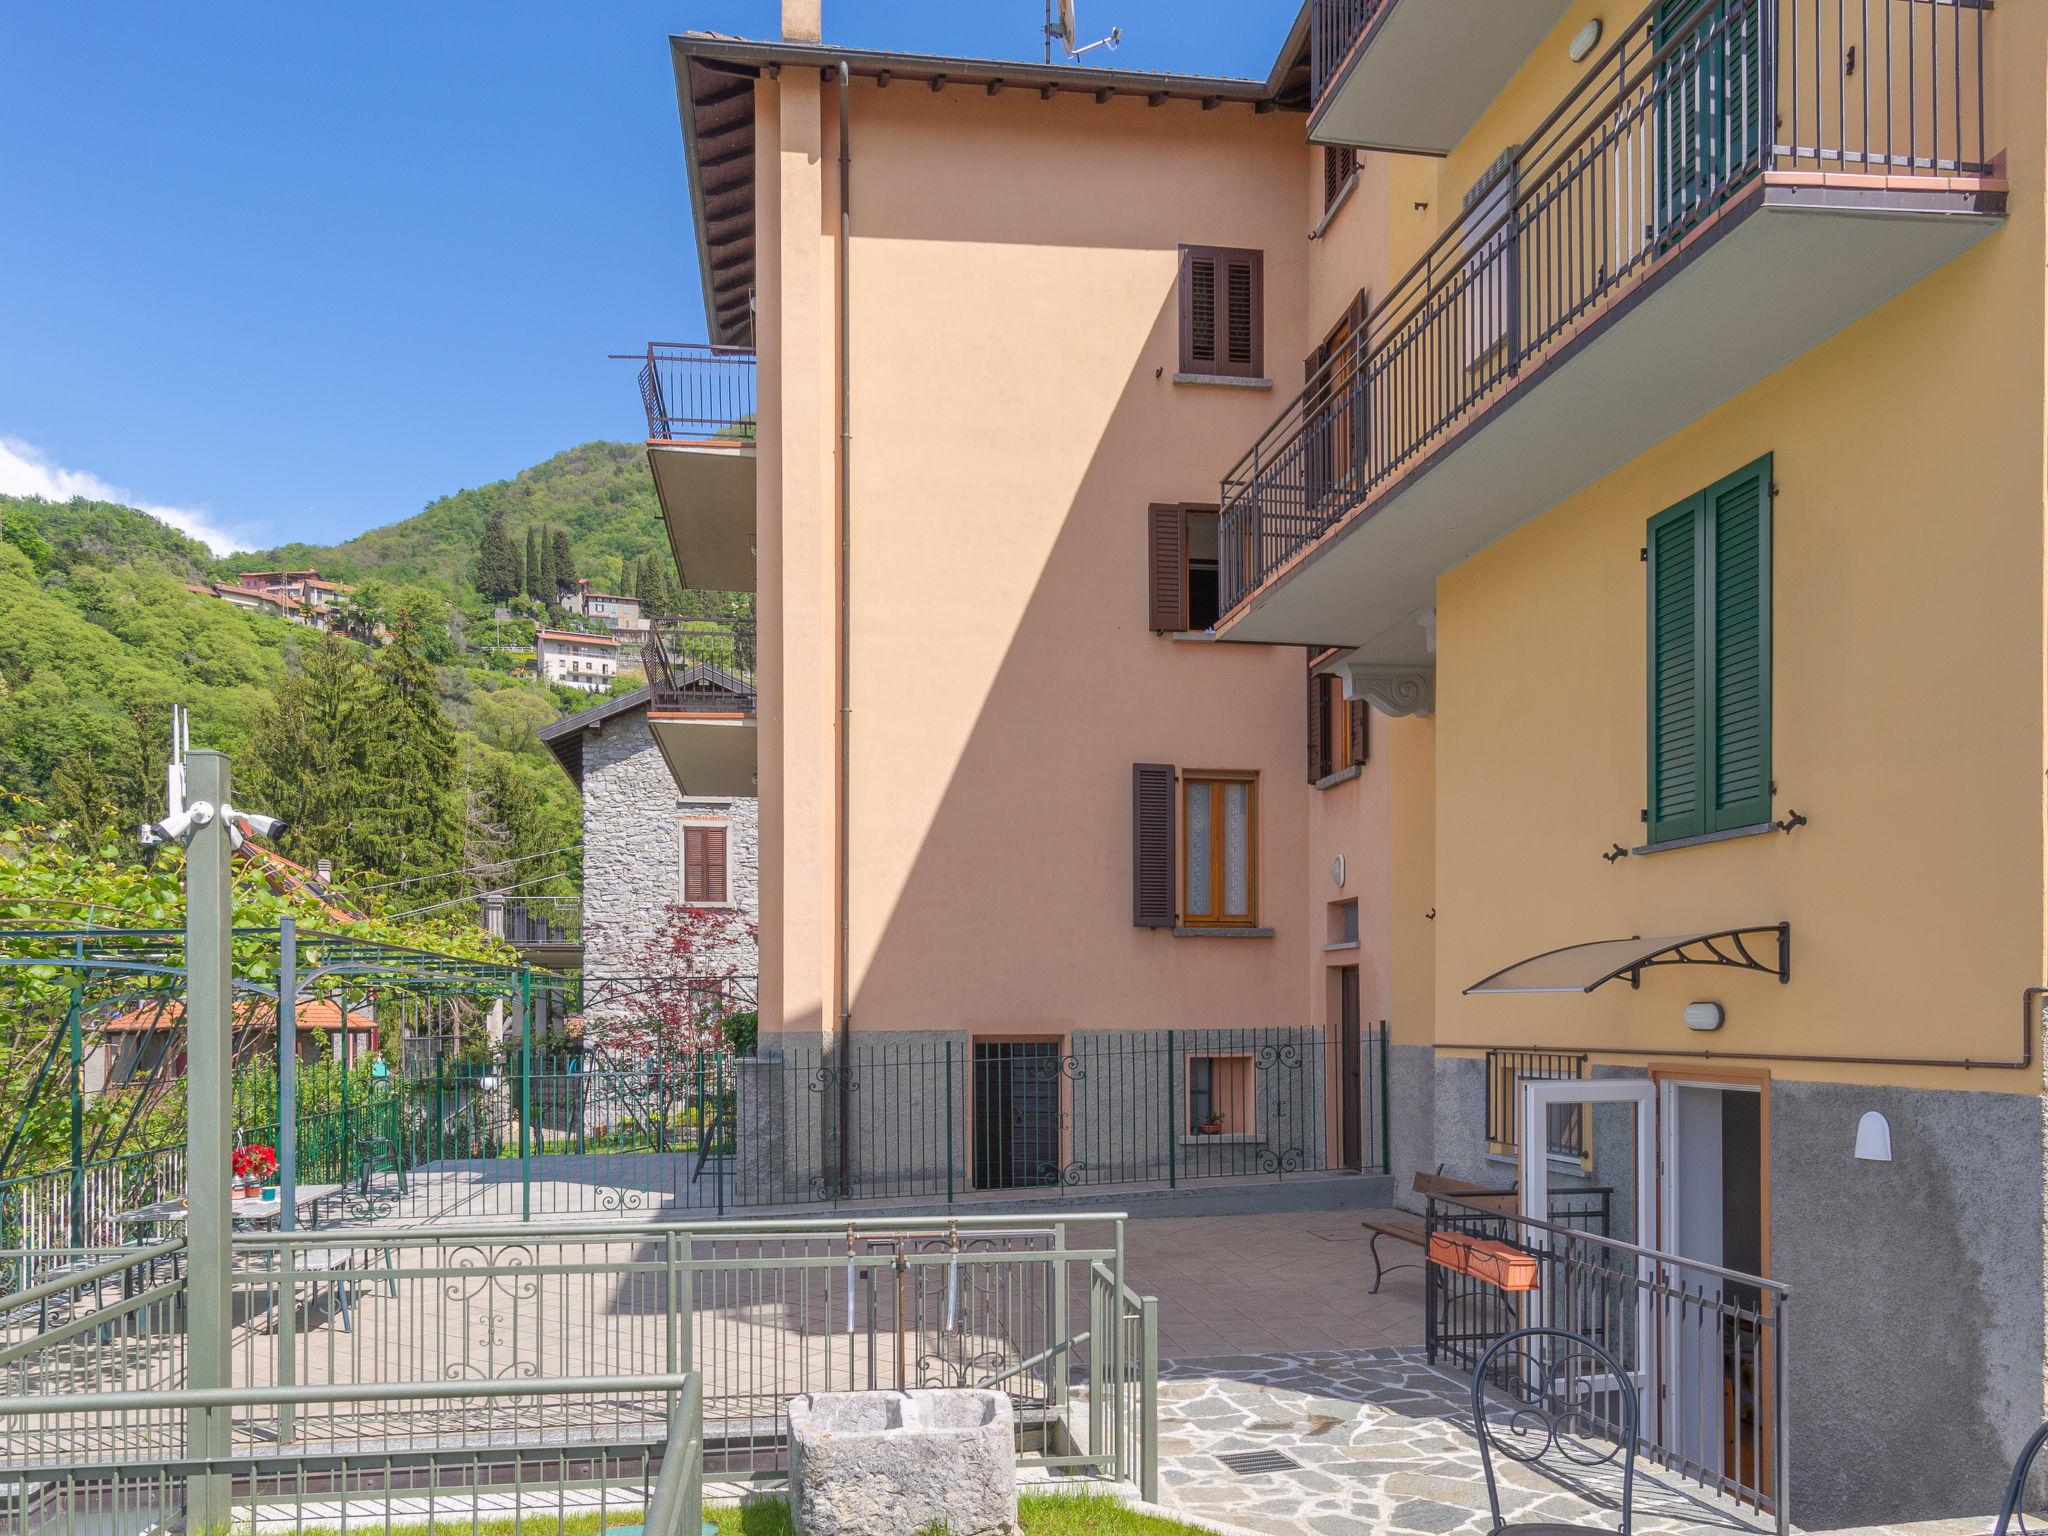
(561, 584, 650, 633)
(535, 628, 620, 692)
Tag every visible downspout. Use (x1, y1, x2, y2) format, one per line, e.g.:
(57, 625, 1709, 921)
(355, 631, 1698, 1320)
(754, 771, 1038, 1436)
(835, 60, 854, 1197)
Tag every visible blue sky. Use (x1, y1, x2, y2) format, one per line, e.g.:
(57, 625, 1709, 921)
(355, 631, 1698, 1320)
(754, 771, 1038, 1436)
(0, 2, 1289, 555)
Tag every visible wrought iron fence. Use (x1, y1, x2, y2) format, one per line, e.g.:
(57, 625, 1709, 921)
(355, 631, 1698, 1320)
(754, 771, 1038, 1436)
(633, 342, 757, 442)
(646, 615, 758, 715)
(1424, 1193, 1790, 1533)
(1223, 0, 1993, 614)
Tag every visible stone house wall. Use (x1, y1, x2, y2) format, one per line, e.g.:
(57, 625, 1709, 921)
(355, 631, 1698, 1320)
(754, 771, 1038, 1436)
(576, 702, 759, 1035)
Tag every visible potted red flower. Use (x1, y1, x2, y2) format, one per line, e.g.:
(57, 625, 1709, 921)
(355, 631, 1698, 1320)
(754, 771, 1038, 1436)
(232, 1143, 278, 1198)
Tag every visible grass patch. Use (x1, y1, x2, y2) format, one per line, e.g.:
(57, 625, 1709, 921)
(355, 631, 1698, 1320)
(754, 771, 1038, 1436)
(269, 1491, 1209, 1536)
(703, 1491, 1207, 1533)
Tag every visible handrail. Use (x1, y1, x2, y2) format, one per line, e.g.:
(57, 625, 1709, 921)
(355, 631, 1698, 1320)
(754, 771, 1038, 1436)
(1432, 1190, 1788, 1295)
(0, 1372, 701, 1417)
(0, 1238, 183, 1309)
(627, 342, 757, 442)
(234, 1212, 1131, 1244)
(1224, 0, 1991, 614)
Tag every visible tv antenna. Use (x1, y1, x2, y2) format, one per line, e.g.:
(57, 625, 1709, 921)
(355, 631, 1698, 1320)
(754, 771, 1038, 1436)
(1045, 0, 1121, 63)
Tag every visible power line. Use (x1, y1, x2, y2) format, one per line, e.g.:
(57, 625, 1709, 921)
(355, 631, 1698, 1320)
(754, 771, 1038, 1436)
(338, 843, 582, 895)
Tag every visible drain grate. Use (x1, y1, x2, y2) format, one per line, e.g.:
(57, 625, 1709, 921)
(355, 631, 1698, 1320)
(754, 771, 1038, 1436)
(1216, 1449, 1302, 1477)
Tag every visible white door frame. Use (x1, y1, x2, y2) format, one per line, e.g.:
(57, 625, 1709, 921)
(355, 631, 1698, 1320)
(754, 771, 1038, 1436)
(1518, 1078, 1658, 1401)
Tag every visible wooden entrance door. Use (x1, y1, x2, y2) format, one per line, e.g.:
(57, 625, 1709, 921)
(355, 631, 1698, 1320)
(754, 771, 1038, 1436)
(1339, 967, 1363, 1170)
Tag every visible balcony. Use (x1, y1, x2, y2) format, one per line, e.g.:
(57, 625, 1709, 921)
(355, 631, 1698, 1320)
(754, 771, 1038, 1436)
(1310, 0, 1574, 153)
(1222, 0, 2002, 661)
(632, 342, 757, 593)
(644, 611, 757, 797)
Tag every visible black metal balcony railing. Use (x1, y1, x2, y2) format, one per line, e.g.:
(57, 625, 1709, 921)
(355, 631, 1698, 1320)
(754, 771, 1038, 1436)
(646, 612, 758, 716)
(1310, 0, 1383, 104)
(1225, 0, 1991, 614)
(632, 342, 757, 442)
(505, 900, 579, 948)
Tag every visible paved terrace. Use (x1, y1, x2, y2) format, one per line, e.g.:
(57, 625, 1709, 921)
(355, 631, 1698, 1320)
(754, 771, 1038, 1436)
(4, 1210, 2019, 1535)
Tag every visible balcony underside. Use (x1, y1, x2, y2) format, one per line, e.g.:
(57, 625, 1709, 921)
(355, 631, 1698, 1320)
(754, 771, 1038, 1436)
(1223, 178, 2003, 656)
(648, 713, 757, 798)
(649, 441, 756, 593)
(1310, 0, 1571, 154)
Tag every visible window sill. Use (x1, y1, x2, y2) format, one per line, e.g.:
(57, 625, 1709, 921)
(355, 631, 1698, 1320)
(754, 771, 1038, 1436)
(1313, 766, 1362, 791)
(1631, 820, 1778, 857)
(1168, 630, 1217, 643)
(1172, 372, 1274, 390)
(1309, 173, 1359, 241)
(1322, 940, 1360, 953)
(1172, 926, 1276, 939)
(1179, 1132, 1262, 1146)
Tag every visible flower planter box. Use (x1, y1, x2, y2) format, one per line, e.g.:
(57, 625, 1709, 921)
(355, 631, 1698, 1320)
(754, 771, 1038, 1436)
(1427, 1230, 1540, 1291)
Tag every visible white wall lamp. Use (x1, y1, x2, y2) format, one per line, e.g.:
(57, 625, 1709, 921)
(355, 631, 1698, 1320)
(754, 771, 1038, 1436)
(1568, 18, 1604, 63)
(1682, 1000, 1724, 1032)
(1854, 1111, 1894, 1162)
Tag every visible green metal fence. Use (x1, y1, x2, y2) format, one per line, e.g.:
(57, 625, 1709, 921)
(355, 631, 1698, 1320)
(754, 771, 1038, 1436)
(0, 1215, 1156, 1508)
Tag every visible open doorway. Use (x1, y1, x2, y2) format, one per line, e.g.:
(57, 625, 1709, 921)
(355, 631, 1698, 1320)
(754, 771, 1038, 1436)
(1658, 1072, 1770, 1495)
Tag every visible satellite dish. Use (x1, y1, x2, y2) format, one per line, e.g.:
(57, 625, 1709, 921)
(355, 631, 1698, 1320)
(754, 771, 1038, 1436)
(1046, 0, 1121, 61)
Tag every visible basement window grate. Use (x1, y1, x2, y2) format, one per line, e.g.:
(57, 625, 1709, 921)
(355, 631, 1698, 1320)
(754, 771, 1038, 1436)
(1216, 1450, 1302, 1476)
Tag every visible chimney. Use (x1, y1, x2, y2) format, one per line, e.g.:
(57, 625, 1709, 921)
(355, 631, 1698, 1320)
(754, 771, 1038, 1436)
(782, 0, 821, 43)
(315, 858, 332, 883)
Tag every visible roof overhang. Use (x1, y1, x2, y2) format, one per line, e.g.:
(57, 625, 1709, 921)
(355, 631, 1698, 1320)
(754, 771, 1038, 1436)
(1465, 924, 1790, 995)
(669, 27, 1309, 344)
(537, 686, 654, 791)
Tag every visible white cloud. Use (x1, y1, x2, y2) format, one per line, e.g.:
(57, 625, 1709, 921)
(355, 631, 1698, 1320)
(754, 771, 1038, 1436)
(0, 438, 252, 556)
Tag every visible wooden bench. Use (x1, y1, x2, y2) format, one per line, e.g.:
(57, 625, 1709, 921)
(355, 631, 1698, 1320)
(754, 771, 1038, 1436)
(1360, 1170, 1518, 1293)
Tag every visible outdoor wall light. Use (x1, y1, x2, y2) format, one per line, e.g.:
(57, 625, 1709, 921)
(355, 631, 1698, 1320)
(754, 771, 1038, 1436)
(1331, 854, 1346, 889)
(1855, 1111, 1894, 1162)
(1568, 19, 1604, 63)
(1682, 1000, 1724, 1032)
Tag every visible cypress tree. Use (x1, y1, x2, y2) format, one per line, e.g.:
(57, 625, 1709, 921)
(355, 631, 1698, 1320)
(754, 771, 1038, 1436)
(245, 631, 371, 870)
(524, 527, 541, 598)
(534, 533, 557, 606)
(550, 528, 578, 596)
(620, 557, 635, 600)
(475, 510, 519, 601)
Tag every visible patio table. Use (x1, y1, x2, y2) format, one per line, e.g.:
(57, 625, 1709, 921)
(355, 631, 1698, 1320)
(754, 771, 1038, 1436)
(112, 1183, 346, 1236)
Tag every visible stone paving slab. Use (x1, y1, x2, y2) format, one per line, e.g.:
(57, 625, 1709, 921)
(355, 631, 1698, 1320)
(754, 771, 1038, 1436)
(1121, 1347, 1780, 1536)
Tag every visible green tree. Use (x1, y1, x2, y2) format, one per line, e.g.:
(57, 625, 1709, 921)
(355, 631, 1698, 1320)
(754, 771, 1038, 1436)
(619, 556, 635, 600)
(533, 529, 557, 604)
(45, 752, 119, 848)
(245, 632, 371, 873)
(524, 526, 541, 598)
(354, 606, 464, 898)
(550, 528, 578, 597)
(475, 510, 519, 602)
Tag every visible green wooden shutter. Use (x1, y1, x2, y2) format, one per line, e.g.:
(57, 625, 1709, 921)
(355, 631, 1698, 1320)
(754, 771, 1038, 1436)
(1706, 455, 1772, 830)
(1647, 495, 1707, 842)
(1646, 453, 1772, 843)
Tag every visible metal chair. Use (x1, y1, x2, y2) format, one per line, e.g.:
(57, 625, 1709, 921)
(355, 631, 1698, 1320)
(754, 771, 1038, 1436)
(1471, 1325, 1638, 1536)
(1992, 1420, 2048, 1535)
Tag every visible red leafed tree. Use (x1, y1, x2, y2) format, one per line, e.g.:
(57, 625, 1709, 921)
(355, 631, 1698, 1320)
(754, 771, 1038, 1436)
(594, 903, 758, 1061)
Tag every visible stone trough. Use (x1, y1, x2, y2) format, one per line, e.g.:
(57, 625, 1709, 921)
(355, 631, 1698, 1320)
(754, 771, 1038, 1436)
(788, 1388, 1019, 1536)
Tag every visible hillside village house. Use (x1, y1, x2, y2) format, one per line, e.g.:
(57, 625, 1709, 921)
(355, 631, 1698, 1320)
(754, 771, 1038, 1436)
(539, 685, 760, 1039)
(560, 581, 651, 634)
(632, 0, 2040, 1523)
(534, 627, 621, 692)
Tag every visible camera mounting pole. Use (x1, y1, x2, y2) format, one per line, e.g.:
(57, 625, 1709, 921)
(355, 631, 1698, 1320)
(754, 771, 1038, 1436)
(182, 747, 235, 1531)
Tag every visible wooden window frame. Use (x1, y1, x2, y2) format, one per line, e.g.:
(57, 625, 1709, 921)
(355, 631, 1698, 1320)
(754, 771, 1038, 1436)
(679, 819, 733, 907)
(1307, 666, 1370, 783)
(1179, 770, 1259, 928)
(1185, 1050, 1257, 1136)
(1177, 245, 1264, 380)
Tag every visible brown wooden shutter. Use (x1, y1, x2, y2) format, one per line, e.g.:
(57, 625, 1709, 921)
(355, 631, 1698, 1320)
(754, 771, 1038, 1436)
(703, 825, 727, 903)
(1132, 763, 1176, 927)
(1348, 698, 1370, 767)
(684, 827, 707, 902)
(1306, 661, 1325, 784)
(1147, 504, 1186, 632)
(1180, 246, 1262, 379)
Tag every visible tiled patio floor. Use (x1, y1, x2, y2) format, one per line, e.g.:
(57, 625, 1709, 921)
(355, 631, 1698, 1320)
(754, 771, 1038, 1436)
(1071, 1210, 1424, 1356)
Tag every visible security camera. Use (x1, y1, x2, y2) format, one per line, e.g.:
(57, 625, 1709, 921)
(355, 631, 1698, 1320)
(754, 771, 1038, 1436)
(228, 808, 289, 840)
(139, 800, 215, 847)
